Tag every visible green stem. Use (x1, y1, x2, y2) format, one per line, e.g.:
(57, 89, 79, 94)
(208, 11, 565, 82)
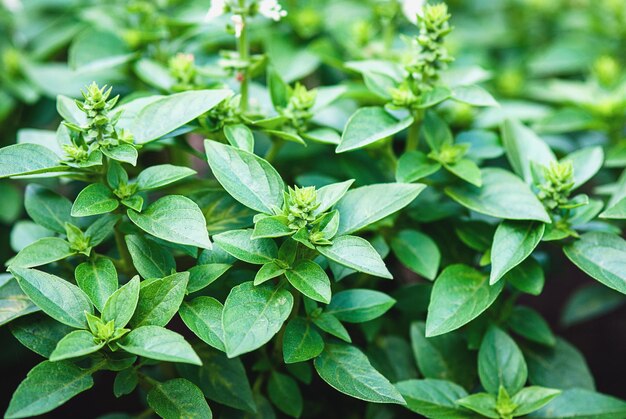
(383, 19, 395, 53)
(237, 0, 250, 113)
(380, 140, 398, 174)
(114, 221, 133, 275)
(405, 110, 423, 152)
(264, 139, 284, 163)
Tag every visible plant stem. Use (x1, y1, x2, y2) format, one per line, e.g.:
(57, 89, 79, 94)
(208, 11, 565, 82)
(264, 139, 284, 163)
(405, 110, 423, 152)
(114, 221, 133, 275)
(237, 0, 250, 112)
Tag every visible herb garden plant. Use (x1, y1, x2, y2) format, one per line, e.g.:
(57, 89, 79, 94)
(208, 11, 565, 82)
(1, 0, 626, 418)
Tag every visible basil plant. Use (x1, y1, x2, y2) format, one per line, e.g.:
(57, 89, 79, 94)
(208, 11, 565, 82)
(0, 0, 625, 418)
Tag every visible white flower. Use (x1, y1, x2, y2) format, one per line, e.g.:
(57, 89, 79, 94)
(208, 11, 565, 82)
(231, 14, 245, 38)
(402, 0, 425, 24)
(205, 0, 227, 21)
(258, 0, 287, 22)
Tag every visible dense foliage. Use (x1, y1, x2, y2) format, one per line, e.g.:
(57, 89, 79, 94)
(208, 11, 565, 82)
(1, 0, 626, 418)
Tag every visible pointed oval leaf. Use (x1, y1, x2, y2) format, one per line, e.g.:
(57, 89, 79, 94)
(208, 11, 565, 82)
(71, 183, 119, 217)
(118, 325, 201, 365)
(0, 143, 63, 179)
(75, 257, 118, 312)
(478, 326, 528, 395)
(213, 229, 278, 264)
(131, 272, 189, 327)
(49, 330, 105, 361)
(326, 289, 395, 323)
(391, 230, 441, 280)
(147, 378, 212, 419)
(337, 107, 413, 153)
(9, 237, 75, 269)
(137, 164, 196, 191)
(102, 276, 141, 328)
(285, 260, 332, 304)
(179, 296, 225, 352)
(283, 317, 324, 364)
(317, 235, 392, 279)
(490, 221, 545, 285)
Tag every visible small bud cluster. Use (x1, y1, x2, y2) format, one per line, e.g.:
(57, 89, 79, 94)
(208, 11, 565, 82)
(204, 95, 242, 131)
(169, 53, 197, 91)
(65, 223, 91, 256)
(86, 312, 129, 345)
(537, 161, 575, 210)
(428, 143, 469, 165)
(284, 186, 320, 230)
(404, 3, 453, 96)
(282, 83, 317, 131)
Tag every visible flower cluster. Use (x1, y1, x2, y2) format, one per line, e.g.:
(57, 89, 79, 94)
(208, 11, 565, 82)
(169, 53, 197, 92)
(537, 161, 575, 210)
(206, 0, 287, 37)
(281, 83, 317, 132)
(284, 186, 320, 230)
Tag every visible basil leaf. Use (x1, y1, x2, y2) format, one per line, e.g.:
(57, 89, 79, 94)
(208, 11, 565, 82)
(511, 386, 561, 416)
(317, 235, 392, 279)
(315, 179, 354, 214)
(326, 289, 395, 323)
(0, 275, 39, 326)
(9, 237, 75, 269)
(179, 296, 225, 352)
(452, 84, 498, 107)
(446, 168, 551, 223)
(125, 234, 176, 280)
(426, 264, 503, 337)
(71, 183, 119, 217)
(147, 378, 212, 419)
(395, 379, 471, 418)
(478, 325, 527, 395)
(490, 221, 545, 285)
(222, 282, 293, 357)
(205, 140, 284, 214)
(0, 143, 63, 179)
(337, 107, 413, 153)
(502, 119, 555, 183)
(5, 361, 94, 418)
(508, 306, 556, 346)
(564, 232, 626, 294)
(335, 183, 426, 235)
(136, 164, 196, 191)
(528, 388, 626, 418)
(268, 372, 303, 418)
(131, 89, 232, 143)
(283, 317, 324, 364)
(391, 230, 441, 280)
(128, 195, 212, 250)
(396, 151, 441, 183)
(213, 229, 278, 264)
(75, 257, 118, 312)
(49, 330, 105, 361)
(11, 267, 93, 329)
(131, 272, 189, 327)
(314, 343, 406, 404)
(102, 276, 140, 329)
(285, 260, 332, 304)
(224, 124, 254, 152)
(24, 185, 73, 233)
(118, 326, 201, 365)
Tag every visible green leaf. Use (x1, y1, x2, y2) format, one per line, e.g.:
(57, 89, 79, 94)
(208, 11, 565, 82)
(395, 379, 471, 418)
(177, 346, 256, 412)
(252, 215, 293, 239)
(502, 119, 555, 183)
(600, 196, 626, 219)
(85, 214, 119, 246)
(396, 151, 441, 183)
(71, 183, 119, 217)
(283, 317, 324, 364)
(187, 263, 231, 293)
(410, 322, 475, 389)
(512, 386, 561, 416)
(75, 257, 118, 312)
(315, 180, 355, 214)
(131, 89, 232, 143)
(490, 221, 545, 285)
(423, 111, 453, 151)
(49, 330, 105, 361)
(314, 343, 406, 404)
(101, 144, 138, 166)
(561, 284, 625, 327)
(11, 267, 93, 329)
(179, 296, 225, 352)
(317, 235, 392, 279)
(5, 361, 94, 418)
(337, 107, 413, 153)
(24, 185, 73, 233)
(444, 159, 483, 187)
(267, 65, 290, 108)
(0, 143, 63, 179)
(456, 393, 499, 418)
(0, 275, 39, 326)
(224, 124, 254, 153)
(113, 368, 138, 398)
(147, 378, 212, 419)
(102, 276, 140, 329)
(564, 232, 626, 294)
(527, 388, 626, 418)
(505, 258, 545, 296)
(9, 237, 75, 268)
(125, 234, 176, 280)
(10, 315, 72, 358)
(285, 260, 332, 304)
(137, 164, 196, 191)
(118, 325, 201, 365)
(128, 195, 212, 250)
(446, 168, 551, 223)
(213, 229, 278, 264)
(131, 272, 189, 327)
(426, 264, 504, 337)
(222, 282, 293, 357)
(268, 372, 303, 418)
(478, 326, 527, 395)
(524, 338, 595, 390)
(508, 306, 556, 346)
(205, 140, 284, 214)
(326, 289, 395, 323)
(391, 230, 441, 280)
(452, 85, 498, 107)
(254, 262, 286, 285)
(312, 312, 351, 343)
(335, 183, 426, 235)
